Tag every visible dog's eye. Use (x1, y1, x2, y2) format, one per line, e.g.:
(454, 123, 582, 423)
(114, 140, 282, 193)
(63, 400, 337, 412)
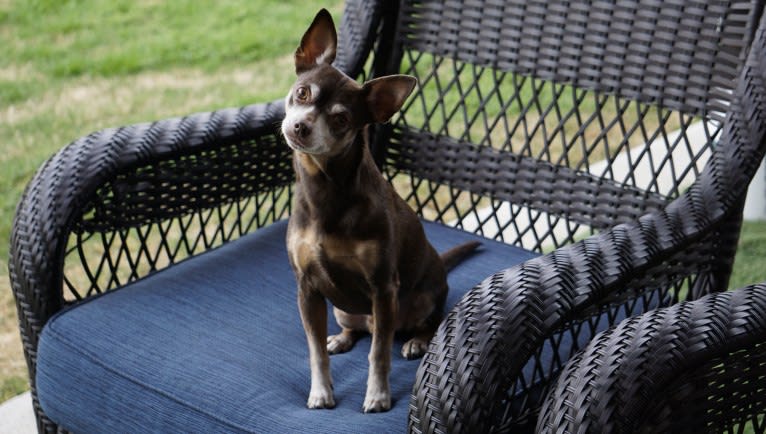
(332, 113, 349, 127)
(295, 86, 310, 102)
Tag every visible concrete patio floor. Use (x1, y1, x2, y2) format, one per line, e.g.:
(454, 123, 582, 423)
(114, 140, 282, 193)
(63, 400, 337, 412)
(0, 392, 36, 434)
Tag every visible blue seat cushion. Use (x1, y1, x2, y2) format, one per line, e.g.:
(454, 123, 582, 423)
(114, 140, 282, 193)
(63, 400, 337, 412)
(37, 220, 538, 433)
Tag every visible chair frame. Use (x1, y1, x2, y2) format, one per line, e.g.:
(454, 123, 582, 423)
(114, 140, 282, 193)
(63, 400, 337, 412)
(9, 1, 766, 432)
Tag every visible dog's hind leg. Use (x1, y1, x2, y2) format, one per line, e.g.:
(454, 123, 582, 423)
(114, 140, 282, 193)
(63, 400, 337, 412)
(401, 278, 448, 360)
(328, 307, 369, 354)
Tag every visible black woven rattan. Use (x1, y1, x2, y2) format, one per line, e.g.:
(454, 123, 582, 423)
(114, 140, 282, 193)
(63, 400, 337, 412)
(399, 1, 766, 432)
(8, 0, 766, 433)
(537, 283, 766, 434)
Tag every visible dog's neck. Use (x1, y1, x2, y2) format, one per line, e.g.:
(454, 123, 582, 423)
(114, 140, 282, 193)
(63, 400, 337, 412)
(295, 130, 367, 185)
(293, 128, 379, 219)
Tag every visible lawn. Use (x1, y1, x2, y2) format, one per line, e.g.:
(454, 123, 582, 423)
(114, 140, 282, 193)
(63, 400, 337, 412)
(2, 0, 766, 413)
(0, 0, 343, 401)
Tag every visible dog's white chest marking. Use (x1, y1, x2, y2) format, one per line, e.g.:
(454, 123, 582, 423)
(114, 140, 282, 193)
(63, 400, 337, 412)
(288, 227, 379, 279)
(288, 226, 321, 275)
(324, 237, 379, 278)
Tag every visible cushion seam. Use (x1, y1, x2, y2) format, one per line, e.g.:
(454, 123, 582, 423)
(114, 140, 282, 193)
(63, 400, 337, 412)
(42, 325, 257, 433)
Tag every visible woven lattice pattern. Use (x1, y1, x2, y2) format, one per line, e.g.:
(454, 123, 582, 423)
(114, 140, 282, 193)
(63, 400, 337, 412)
(64, 187, 292, 300)
(537, 284, 766, 434)
(645, 345, 766, 434)
(387, 64, 722, 249)
(397, 0, 753, 117)
(63, 134, 292, 299)
(386, 0, 757, 252)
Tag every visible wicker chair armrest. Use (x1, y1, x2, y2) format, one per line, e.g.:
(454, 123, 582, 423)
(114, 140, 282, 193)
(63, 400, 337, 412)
(9, 0, 391, 342)
(9, 100, 286, 370)
(536, 283, 766, 433)
(409, 208, 728, 433)
(409, 10, 766, 433)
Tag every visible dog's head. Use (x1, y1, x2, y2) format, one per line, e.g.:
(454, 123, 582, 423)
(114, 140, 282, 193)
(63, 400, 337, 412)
(281, 9, 416, 156)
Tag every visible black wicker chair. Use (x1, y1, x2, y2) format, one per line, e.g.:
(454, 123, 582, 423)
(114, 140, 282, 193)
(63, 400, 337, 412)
(537, 282, 766, 434)
(9, 0, 766, 432)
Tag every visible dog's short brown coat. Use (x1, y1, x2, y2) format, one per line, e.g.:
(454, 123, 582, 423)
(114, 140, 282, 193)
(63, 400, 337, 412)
(283, 9, 478, 413)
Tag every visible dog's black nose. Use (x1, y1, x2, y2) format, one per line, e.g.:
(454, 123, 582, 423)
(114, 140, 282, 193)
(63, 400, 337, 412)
(294, 122, 311, 138)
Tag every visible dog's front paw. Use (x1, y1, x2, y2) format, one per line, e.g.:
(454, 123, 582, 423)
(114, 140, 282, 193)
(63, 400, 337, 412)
(362, 390, 391, 413)
(327, 333, 355, 354)
(307, 387, 336, 409)
(402, 337, 429, 360)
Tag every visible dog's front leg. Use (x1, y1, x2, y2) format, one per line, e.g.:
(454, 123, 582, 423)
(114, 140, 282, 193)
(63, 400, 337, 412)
(363, 281, 397, 413)
(298, 285, 335, 409)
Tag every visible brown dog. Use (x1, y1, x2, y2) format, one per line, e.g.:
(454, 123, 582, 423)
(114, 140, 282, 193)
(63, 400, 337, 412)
(283, 9, 479, 413)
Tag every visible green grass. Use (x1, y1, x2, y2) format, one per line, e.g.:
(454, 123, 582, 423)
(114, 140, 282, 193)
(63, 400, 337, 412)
(1, 0, 766, 413)
(0, 0, 342, 401)
(0, 0, 342, 261)
(2, 0, 325, 77)
(730, 220, 766, 289)
(0, 376, 27, 403)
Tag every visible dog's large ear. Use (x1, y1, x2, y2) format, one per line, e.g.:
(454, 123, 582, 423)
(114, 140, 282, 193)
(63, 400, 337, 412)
(363, 75, 417, 123)
(295, 9, 337, 73)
